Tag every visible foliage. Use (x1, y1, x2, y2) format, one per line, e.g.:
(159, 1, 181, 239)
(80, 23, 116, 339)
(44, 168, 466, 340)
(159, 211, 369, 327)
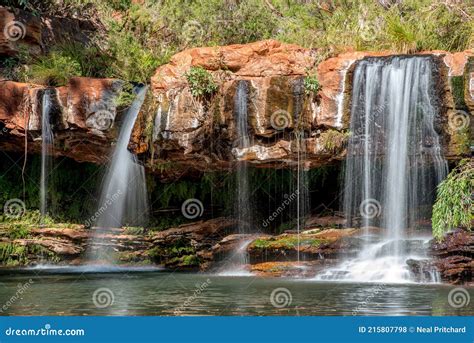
(0, 243, 27, 266)
(3, 0, 473, 85)
(6, 224, 30, 239)
(0, 153, 102, 224)
(115, 81, 136, 108)
(185, 66, 218, 97)
(320, 130, 350, 153)
(432, 159, 473, 240)
(304, 75, 320, 95)
(23, 51, 82, 86)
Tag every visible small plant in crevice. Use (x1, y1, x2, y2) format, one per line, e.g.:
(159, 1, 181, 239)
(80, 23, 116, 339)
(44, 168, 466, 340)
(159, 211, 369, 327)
(185, 66, 218, 98)
(319, 129, 350, 154)
(115, 81, 136, 108)
(304, 75, 320, 95)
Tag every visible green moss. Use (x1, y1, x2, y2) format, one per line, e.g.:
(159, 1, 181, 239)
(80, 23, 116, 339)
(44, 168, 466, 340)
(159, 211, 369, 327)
(451, 76, 467, 110)
(251, 235, 324, 250)
(124, 226, 147, 236)
(147, 238, 196, 262)
(181, 254, 200, 266)
(451, 127, 471, 155)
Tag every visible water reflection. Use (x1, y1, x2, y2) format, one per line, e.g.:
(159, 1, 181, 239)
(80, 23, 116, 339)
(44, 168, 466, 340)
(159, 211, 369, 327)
(0, 272, 472, 316)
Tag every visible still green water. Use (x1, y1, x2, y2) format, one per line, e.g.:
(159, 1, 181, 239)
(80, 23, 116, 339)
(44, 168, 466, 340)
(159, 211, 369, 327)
(0, 269, 471, 316)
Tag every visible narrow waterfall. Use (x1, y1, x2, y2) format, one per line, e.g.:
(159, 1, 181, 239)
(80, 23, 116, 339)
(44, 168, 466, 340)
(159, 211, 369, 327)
(294, 131, 309, 263)
(220, 80, 253, 275)
(40, 90, 54, 223)
(235, 80, 252, 234)
(293, 78, 309, 263)
(316, 56, 447, 283)
(88, 86, 149, 263)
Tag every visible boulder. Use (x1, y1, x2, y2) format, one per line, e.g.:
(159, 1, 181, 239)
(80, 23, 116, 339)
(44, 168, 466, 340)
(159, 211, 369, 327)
(148, 217, 238, 270)
(247, 228, 361, 264)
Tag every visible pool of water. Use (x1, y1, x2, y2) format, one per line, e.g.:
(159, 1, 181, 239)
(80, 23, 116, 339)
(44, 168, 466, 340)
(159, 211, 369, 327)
(0, 269, 471, 316)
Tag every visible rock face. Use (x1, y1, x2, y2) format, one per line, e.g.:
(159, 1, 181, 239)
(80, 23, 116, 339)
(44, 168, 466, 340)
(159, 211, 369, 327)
(0, 39, 472, 177)
(0, 6, 97, 57)
(148, 218, 238, 270)
(0, 225, 152, 266)
(0, 78, 124, 164)
(431, 230, 473, 285)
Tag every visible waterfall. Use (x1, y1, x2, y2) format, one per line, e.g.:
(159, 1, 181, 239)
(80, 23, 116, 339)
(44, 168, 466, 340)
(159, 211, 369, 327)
(40, 90, 54, 222)
(220, 80, 253, 275)
(293, 78, 309, 263)
(88, 86, 149, 263)
(294, 131, 309, 263)
(316, 56, 447, 283)
(235, 80, 252, 235)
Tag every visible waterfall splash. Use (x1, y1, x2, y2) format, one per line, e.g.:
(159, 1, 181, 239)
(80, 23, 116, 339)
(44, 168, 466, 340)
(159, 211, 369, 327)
(88, 86, 149, 263)
(40, 90, 54, 223)
(220, 80, 253, 275)
(315, 56, 447, 283)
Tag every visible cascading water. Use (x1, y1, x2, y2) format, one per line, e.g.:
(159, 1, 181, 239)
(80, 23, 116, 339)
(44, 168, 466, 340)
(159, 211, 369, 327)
(220, 80, 253, 275)
(88, 86, 149, 263)
(292, 78, 309, 263)
(40, 90, 54, 223)
(316, 56, 448, 283)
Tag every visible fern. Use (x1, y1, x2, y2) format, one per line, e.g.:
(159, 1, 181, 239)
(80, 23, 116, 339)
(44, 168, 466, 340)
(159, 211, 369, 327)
(432, 159, 473, 240)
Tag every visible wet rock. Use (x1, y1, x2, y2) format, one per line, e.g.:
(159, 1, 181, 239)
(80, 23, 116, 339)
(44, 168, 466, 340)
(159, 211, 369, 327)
(431, 229, 473, 285)
(0, 224, 153, 267)
(148, 217, 238, 270)
(250, 261, 335, 278)
(406, 259, 441, 283)
(247, 228, 361, 264)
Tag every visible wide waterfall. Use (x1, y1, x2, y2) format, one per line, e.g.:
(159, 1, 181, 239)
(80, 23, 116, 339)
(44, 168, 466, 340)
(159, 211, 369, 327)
(40, 90, 54, 222)
(316, 56, 448, 283)
(88, 86, 149, 263)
